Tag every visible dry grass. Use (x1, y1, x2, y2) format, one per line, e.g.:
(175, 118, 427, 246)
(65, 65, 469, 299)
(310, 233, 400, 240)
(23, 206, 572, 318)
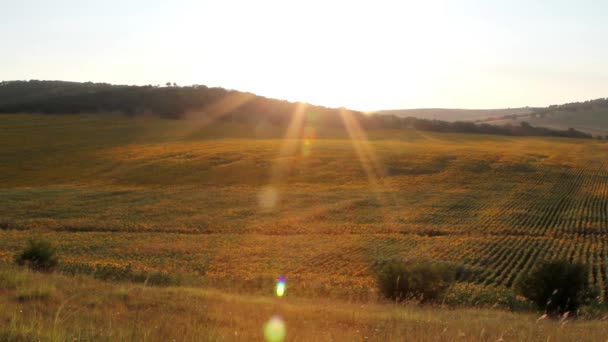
(1, 266, 607, 341)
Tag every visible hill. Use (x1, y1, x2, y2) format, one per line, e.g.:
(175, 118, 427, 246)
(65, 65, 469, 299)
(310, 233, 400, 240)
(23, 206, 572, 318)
(0, 80, 359, 123)
(1, 114, 608, 300)
(375, 108, 534, 122)
(0, 80, 592, 139)
(378, 98, 608, 138)
(0, 80, 120, 107)
(483, 107, 608, 137)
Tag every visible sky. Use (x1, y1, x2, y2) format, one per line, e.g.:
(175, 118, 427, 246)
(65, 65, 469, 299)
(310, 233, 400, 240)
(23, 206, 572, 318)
(1, 0, 608, 111)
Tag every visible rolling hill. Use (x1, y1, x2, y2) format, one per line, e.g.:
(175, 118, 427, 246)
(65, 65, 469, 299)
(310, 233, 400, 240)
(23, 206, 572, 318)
(0, 80, 592, 139)
(377, 98, 608, 138)
(483, 108, 608, 137)
(2, 102, 608, 339)
(1, 114, 608, 302)
(375, 108, 534, 122)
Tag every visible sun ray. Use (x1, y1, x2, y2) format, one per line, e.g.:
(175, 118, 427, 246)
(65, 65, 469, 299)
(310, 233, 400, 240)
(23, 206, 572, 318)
(162, 92, 259, 139)
(339, 108, 385, 188)
(198, 92, 257, 121)
(272, 102, 308, 183)
(258, 102, 308, 212)
(339, 108, 396, 225)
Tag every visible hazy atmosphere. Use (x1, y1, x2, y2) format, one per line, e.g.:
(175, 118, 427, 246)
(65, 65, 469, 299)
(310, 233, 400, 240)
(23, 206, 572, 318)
(2, 0, 608, 110)
(3, 1, 608, 341)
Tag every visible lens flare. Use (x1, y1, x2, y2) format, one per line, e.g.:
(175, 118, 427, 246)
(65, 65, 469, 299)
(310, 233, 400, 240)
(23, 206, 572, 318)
(302, 139, 312, 157)
(275, 276, 286, 297)
(263, 316, 286, 342)
(258, 186, 279, 212)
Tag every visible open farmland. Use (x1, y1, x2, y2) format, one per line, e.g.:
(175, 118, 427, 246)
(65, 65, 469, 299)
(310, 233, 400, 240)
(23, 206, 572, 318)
(2, 114, 608, 303)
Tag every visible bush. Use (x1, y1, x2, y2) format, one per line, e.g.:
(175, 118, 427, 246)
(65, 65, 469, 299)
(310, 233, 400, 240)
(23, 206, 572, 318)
(14, 238, 58, 272)
(376, 259, 456, 303)
(443, 283, 532, 310)
(515, 261, 593, 314)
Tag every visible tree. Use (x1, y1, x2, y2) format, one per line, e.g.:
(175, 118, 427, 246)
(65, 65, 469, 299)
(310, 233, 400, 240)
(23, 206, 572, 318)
(515, 261, 594, 314)
(376, 259, 457, 303)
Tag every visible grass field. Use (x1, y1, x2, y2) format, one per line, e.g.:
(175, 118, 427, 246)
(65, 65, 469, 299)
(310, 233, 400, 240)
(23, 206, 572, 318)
(2, 114, 608, 311)
(2, 266, 607, 341)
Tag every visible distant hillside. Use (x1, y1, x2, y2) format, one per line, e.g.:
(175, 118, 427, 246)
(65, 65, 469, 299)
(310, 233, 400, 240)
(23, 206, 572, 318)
(482, 98, 608, 138)
(377, 98, 608, 138)
(0, 80, 121, 107)
(484, 110, 608, 137)
(376, 108, 534, 122)
(0, 80, 592, 139)
(0, 80, 353, 125)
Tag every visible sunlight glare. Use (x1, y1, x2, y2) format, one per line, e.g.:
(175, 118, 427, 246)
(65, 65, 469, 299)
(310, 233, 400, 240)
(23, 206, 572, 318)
(263, 316, 286, 342)
(338, 108, 396, 224)
(258, 186, 279, 212)
(338, 108, 384, 186)
(275, 276, 286, 297)
(302, 139, 313, 157)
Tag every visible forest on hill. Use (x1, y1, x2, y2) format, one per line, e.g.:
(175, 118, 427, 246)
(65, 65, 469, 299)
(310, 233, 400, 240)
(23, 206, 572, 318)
(479, 98, 608, 138)
(0, 80, 592, 139)
(535, 98, 608, 115)
(376, 107, 534, 122)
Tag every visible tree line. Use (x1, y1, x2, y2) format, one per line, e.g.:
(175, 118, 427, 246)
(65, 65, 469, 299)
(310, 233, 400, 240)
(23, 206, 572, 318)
(0, 80, 593, 139)
(534, 97, 608, 116)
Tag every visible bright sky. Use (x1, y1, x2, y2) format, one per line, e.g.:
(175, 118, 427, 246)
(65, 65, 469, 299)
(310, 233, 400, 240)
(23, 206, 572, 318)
(2, 0, 608, 111)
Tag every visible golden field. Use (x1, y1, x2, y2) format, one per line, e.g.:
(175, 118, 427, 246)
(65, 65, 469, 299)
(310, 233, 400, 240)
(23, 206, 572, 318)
(2, 114, 608, 297)
(1, 113, 608, 340)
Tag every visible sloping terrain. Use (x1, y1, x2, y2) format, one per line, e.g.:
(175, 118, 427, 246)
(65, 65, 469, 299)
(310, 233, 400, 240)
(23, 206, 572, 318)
(377, 99, 608, 137)
(0, 80, 120, 106)
(1, 114, 608, 302)
(375, 108, 533, 122)
(485, 109, 608, 137)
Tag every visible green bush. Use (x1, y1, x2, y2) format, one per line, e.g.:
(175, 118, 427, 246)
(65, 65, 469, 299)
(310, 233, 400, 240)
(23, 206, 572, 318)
(14, 239, 58, 272)
(515, 261, 593, 314)
(376, 259, 457, 302)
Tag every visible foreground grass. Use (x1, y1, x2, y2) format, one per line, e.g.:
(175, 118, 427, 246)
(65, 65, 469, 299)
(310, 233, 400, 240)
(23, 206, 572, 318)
(1, 266, 607, 341)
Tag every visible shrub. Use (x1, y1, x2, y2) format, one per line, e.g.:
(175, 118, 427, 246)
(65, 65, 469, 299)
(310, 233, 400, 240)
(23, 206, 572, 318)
(443, 283, 532, 310)
(14, 238, 58, 272)
(515, 261, 593, 314)
(376, 259, 457, 303)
